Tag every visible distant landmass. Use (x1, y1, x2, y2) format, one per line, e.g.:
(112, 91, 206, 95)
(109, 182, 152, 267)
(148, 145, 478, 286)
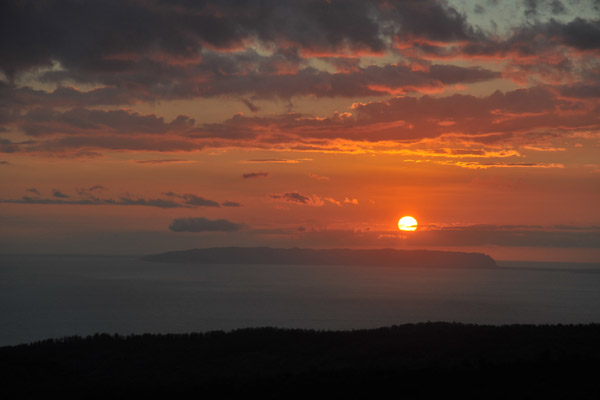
(141, 247, 496, 268)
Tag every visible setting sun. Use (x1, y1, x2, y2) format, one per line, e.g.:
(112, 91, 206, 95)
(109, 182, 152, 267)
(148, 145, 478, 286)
(398, 216, 418, 232)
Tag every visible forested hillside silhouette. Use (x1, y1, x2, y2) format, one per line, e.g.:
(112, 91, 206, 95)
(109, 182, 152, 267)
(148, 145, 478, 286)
(1, 323, 599, 398)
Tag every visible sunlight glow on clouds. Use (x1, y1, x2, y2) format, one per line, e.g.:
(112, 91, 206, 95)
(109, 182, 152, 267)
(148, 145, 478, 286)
(1, 0, 599, 260)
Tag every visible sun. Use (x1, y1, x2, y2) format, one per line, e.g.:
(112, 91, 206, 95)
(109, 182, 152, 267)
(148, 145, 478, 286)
(398, 216, 418, 231)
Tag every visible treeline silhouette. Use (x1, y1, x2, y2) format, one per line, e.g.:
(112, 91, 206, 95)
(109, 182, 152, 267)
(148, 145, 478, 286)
(1, 323, 599, 398)
(142, 247, 497, 268)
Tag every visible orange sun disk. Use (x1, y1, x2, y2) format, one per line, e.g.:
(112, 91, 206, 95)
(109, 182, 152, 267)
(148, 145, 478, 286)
(398, 216, 418, 231)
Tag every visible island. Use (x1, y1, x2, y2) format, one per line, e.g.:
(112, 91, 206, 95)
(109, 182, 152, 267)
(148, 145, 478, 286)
(141, 247, 496, 268)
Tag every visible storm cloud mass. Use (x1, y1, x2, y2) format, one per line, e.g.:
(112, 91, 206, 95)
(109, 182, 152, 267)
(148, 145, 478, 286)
(0, 0, 598, 156)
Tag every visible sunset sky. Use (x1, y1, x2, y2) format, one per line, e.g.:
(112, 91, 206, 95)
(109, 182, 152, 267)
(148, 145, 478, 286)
(1, 0, 599, 261)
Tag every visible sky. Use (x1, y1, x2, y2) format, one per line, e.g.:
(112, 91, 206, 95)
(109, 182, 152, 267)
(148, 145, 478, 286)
(1, 0, 599, 261)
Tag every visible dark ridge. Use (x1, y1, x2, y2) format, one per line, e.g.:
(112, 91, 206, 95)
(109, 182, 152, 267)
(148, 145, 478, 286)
(141, 247, 496, 268)
(1, 323, 599, 398)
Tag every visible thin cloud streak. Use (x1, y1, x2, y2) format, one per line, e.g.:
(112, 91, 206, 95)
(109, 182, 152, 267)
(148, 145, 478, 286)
(1, 190, 230, 209)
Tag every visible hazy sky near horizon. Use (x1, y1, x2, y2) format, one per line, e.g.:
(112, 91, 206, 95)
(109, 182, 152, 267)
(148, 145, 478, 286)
(1, 0, 599, 261)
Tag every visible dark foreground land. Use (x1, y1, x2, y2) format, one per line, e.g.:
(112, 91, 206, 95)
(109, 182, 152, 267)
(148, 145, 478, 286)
(1, 323, 599, 399)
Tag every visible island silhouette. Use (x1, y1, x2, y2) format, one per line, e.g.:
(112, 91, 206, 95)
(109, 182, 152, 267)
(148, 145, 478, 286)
(141, 247, 497, 268)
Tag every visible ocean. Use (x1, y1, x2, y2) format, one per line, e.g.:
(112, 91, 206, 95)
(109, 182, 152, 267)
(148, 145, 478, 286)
(1, 254, 599, 346)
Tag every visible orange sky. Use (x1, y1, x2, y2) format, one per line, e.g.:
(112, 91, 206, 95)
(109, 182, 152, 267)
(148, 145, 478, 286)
(1, 0, 599, 261)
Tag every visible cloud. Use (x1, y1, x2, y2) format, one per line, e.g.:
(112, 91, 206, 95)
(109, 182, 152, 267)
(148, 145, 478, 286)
(4, 81, 598, 157)
(1, 1, 598, 159)
(134, 159, 192, 165)
(113, 197, 185, 208)
(169, 217, 243, 232)
(0, 0, 476, 80)
(185, 62, 500, 99)
(76, 185, 105, 200)
(243, 172, 269, 179)
(270, 192, 311, 204)
(403, 225, 600, 248)
(324, 197, 341, 206)
(429, 160, 565, 170)
(188, 85, 599, 146)
(0, 138, 36, 154)
(272, 225, 600, 249)
(14, 134, 205, 154)
(52, 189, 69, 198)
(1, 195, 184, 208)
(222, 201, 242, 207)
(241, 159, 311, 164)
(164, 192, 220, 207)
(269, 192, 327, 206)
(2, 189, 224, 209)
(0, 0, 499, 107)
(241, 98, 260, 113)
(21, 108, 194, 137)
(308, 173, 329, 181)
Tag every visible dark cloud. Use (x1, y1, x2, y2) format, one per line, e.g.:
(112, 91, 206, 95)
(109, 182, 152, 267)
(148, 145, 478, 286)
(113, 197, 185, 208)
(21, 108, 194, 137)
(523, 0, 567, 17)
(381, 0, 473, 43)
(189, 85, 599, 145)
(1, 195, 184, 208)
(222, 201, 242, 207)
(0, 0, 492, 104)
(1, 0, 466, 79)
(1, 1, 598, 157)
(243, 159, 303, 163)
(241, 98, 260, 113)
(270, 192, 311, 204)
(52, 189, 69, 198)
(193, 62, 499, 99)
(452, 18, 600, 60)
(560, 81, 600, 98)
(135, 159, 191, 164)
(0, 0, 595, 108)
(558, 17, 600, 50)
(164, 192, 221, 207)
(553, 224, 600, 230)
(279, 225, 600, 249)
(19, 135, 205, 154)
(524, 0, 540, 18)
(3, 82, 598, 155)
(169, 217, 243, 232)
(0, 138, 35, 154)
(0, 0, 238, 79)
(404, 226, 600, 248)
(2, 189, 224, 209)
(75, 185, 105, 200)
(550, 0, 567, 15)
(243, 172, 269, 179)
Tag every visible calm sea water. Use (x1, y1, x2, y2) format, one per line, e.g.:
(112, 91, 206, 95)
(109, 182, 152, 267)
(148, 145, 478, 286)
(1, 255, 600, 346)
